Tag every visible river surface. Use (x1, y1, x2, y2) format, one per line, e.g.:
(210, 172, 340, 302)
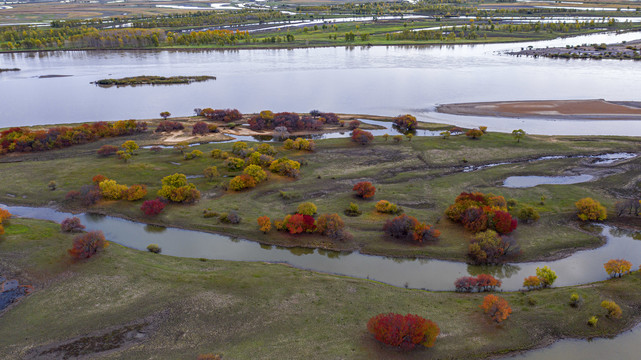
(2, 31, 641, 135)
(3, 204, 640, 293)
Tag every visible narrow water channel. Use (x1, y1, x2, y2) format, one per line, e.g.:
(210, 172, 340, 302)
(3, 204, 640, 292)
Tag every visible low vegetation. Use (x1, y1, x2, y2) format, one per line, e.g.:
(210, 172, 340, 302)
(94, 76, 216, 87)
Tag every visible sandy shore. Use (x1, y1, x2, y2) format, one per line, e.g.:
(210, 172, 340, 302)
(437, 99, 641, 120)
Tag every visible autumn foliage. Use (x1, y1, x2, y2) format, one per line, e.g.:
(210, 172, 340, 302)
(454, 274, 502, 292)
(604, 259, 632, 278)
(446, 192, 517, 235)
(0, 120, 146, 155)
(575, 197, 607, 221)
(316, 213, 351, 241)
(157, 173, 200, 203)
(61, 217, 85, 233)
(201, 108, 242, 122)
(353, 181, 376, 198)
(367, 313, 440, 350)
(351, 128, 374, 145)
(383, 214, 440, 244)
(601, 300, 622, 319)
(248, 111, 322, 131)
(522, 276, 542, 290)
(392, 114, 418, 132)
(257, 216, 272, 233)
(480, 295, 512, 323)
(468, 230, 517, 264)
(68, 231, 108, 259)
(141, 199, 166, 216)
(0, 209, 11, 236)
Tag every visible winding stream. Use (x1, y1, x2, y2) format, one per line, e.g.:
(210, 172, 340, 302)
(2, 204, 640, 293)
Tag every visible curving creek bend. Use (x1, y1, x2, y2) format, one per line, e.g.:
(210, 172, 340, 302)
(2, 29, 641, 357)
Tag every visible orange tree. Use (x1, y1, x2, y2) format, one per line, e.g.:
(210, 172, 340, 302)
(575, 197, 607, 221)
(367, 313, 440, 350)
(604, 259, 632, 278)
(480, 294, 512, 323)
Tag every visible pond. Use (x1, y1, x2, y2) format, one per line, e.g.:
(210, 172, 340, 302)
(2, 31, 641, 136)
(503, 174, 595, 188)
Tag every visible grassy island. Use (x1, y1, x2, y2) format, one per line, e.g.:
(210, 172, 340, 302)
(93, 75, 216, 87)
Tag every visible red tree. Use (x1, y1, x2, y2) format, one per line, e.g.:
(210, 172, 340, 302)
(491, 210, 518, 234)
(353, 181, 376, 198)
(367, 313, 440, 350)
(351, 128, 374, 145)
(141, 199, 166, 216)
(68, 231, 108, 259)
(61, 217, 85, 233)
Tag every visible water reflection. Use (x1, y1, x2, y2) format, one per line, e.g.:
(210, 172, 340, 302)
(144, 224, 167, 233)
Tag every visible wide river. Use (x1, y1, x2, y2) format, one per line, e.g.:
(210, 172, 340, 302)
(1, 31, 641, 135)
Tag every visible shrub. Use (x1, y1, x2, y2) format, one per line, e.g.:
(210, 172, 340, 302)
(157, 173, 200, 203)
(126, 184, 147, 201)
(283, 139, 295, 150)
(575, 198, 607, 221)
(65, 190, 81, 202)
(367, 313, 439, 350)
(393, 135, 403, 143)
(393, 114, 418, 132)
(536, 266, 557, 287)
(523, 276, 541, 290)
(68, 231, 108, 259)
(155, 120, 184, 132)
(210, 149, 222, 158)
(141, 199, 166, 216)
(229, 174, 257, 191)
(269, 158, 301, 178)
(204, 166, 220, 180)
(353, 181, 375, 198)
(99, 179, 128, 200)
(225, 157, 246, 171)
(384, 214, 439, 244)
(601, 300, 622, 319)
(466, 129, 484, 139)
(375, 200, 400, 214)
(61, 217, 85, 233)
(97, 145, 118, 156)
(344, 202, 362, 217)
(243, 165, 267, 183)
(231, 141, 248, 155)
(316, 213, 351, 241)
(351, 128, 374, 145)
(257, 216, 272, 233)
(518, 206, 540, 223)
(184, 149, 203, 160)
(290, 137, 315, 151)
(480, 294, 512, 323)
(121, 140, 139, 155)
(455, 274, 501, 292)
(587, 316, 598, 327)
(490, 210, 517, 235)
(348, 120, 360, 130)
(604, 259, 632, 278)
(192, 121, 209, 135)
(281, 214, 315, 234)
(202, 108, 242, 122)
(0, 209, 10, 236)
(570, 293, 581, 307)
(92, 174, 108, 185)
(220, 211, 241, 224)
(446, 192, 517, 235)
(297, 202, 317, 216)
(146, 244, 161, 253)
(80, 185, 102, 206)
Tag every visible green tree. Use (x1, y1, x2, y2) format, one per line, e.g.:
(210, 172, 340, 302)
(536, 266, 557, 287)
(512, 129, 526, 143)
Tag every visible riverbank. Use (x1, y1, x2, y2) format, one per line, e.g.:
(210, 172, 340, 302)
(0, 117, 639, 264)
(437, 99, 641, 120)
(2, 218, 641, 359)
(508, 38, 641, 60)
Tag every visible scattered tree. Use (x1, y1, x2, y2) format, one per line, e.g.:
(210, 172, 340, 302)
(367, 313, 440, 350)
(480, 294, 512, 323)
(518, 206, 540, 223)
(384, 214, 440, 244)
(204, 166, 220, 180)
(351, 128, 374, 145)
(147, 244, 161, 253)
(97, 145, 119, 157)
(575, 197, 607, 221)
(604, 259, 632, 278)
(523, 276, 542, 290)
(375, 200, 401, 214)
(601, 300, 622, 319)
(297, 202, 317, 216)
(392, 114, 418, 133)
(353, 181, 376, 198)
(68, 231, 108, 259)
(257, 216, 272, 233)
(141, 199, 166, 216)
(512, 129, 526, 143)
(316, 213, 351, 241)
(536, 266, 557, 287)
(61, 217, 85, 233)
(466, 129, 484, 139)
(160, 111, 171, 120)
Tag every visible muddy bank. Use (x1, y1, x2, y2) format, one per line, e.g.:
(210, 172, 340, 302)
(437, 99, 641, 120)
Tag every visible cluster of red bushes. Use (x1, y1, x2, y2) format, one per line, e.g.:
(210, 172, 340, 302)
(248, 111, 324, 132)
(367, 313, 440, 350)
(445, 192, 517, 235)
(68, 231, 108, 259)
(269, 213, 351, 241)
(155, 121, 184, 133)
(351, 128, 374, 145)
(200, 108, 242, 122)
(383, 214, 440, 244)
(0, 120, 147, 154)
(454, 274, 502, 292)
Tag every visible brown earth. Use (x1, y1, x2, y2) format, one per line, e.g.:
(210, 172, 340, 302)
(437, 99, 641, 120)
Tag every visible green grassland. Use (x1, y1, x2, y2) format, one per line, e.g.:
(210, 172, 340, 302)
(0, 116, 639, 262)
(2, 218, 641, 359)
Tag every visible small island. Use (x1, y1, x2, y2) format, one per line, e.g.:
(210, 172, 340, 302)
(0, 68, 19, 72)
(509, 40, 641, 61)
(93, 75, 215, 87)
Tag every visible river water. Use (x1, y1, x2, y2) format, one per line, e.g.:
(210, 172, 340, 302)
(2, 31, 641, 135)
